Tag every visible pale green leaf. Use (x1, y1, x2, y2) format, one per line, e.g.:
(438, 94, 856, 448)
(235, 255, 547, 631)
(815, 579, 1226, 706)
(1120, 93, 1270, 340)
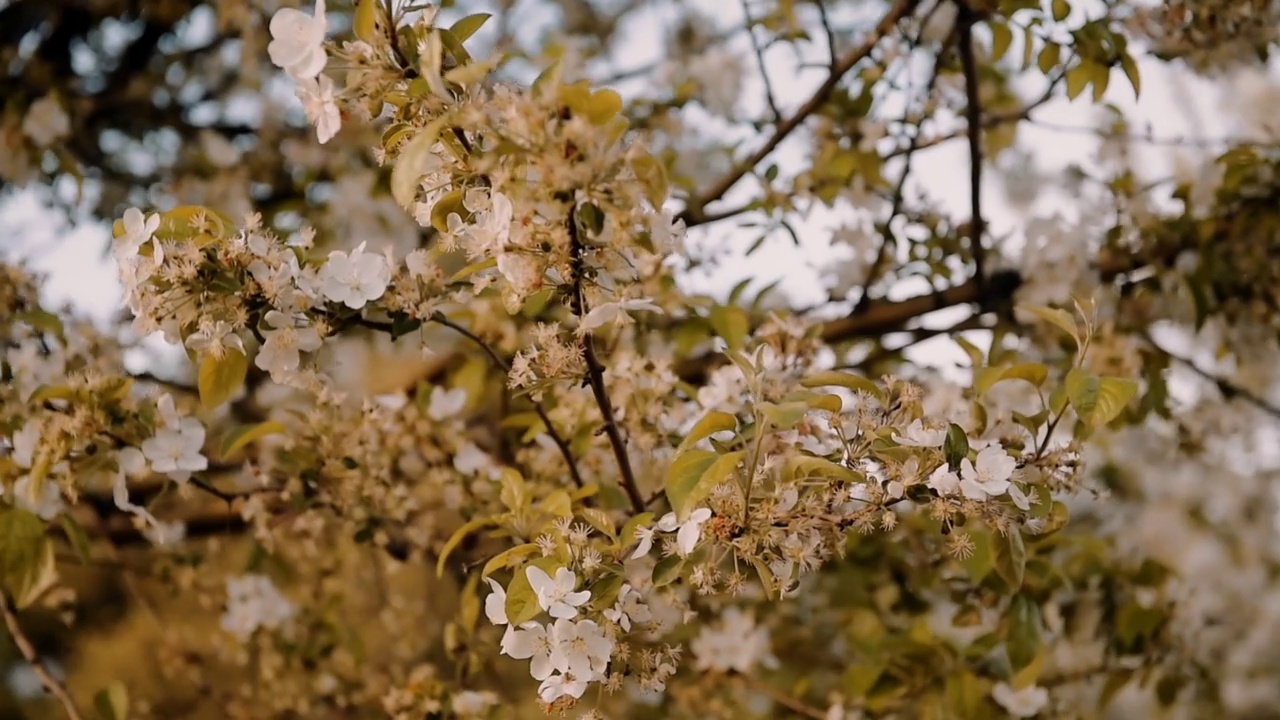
(221, 420, 286, 457)
(198, 348, 248, 410)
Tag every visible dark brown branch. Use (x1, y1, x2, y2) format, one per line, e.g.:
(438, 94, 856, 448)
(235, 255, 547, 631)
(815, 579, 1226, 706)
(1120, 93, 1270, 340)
(1146, 335, 1280, 420)
(568, 211, 646, 513)
(1, 591, 85, 720)
(740, 0, 782, 123)
(678, 0, 919, 225)
(957, 2, 987, 289)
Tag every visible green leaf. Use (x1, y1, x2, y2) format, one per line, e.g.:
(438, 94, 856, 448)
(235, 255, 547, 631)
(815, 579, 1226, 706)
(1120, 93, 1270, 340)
(1065, 63, 1091, 100)
(538, 489, 573, 519)
(221, 420, 286, 457)
(990, 21, 1013, 60)
(758, 400, 809, 431)
(630, 152, 669, 209)
(59, 515, 93, 564)
(665, 450, 742, 521)
(974, 363, 1050, 397)
(198, 348, 248, 410)
(430, 188, 469, 234)
(800, 370, 885, 401)
(1051, 0, 1070, 21)
(994, 529, 1027, 591)
(584, 88, 624, 125)
(389, 118, 448, 208)
(1007, 594, 1042, 671)
(944, 423, 970, 470)
(587, 574, 625, 612)
(450, 12, 492, 42)
(1066, 370, 1137, 428)
(960, 528, 994, 583)
(499, 468, 528, 514)
(1037, 42, 1062, 74)
(708, 305, 749, 351)
(505, 556, 563, 625)
(436, 516, 497, 578)
(652, 554, 684, 587)
(1016, 304, 1079, 348)
(1119, 53, 1141, 98)
(0, 508, 51, 609)
(786, 455, 861, 483)
(481, 543, 539, 579)
(94, 681, 129, 720)
(678, 411, 738, 452)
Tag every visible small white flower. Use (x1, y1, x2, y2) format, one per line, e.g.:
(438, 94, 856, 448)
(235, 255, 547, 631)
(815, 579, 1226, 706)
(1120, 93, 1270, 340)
(657, 508, 712, 556)
(501, 621, 557, 680)
(22, 95, 70, 147)
(14, 476, 64, 520)
(268, 0, 328, 81)
(537, 671, 589, 703)
(219, 574, 296, 641)
(451, 690, 499, 717)
(484, 578, 508, 626)
(691, 606, 775, 673)
(10, 421, 38, 468)
(295, 74, 341, 144)
(428, 386, 468, 421)
(116, 207, 161, 258)
(525, 566, 591, 619)
(141, 394, 208, 483)
(550, 618, 614, 679)
(578, 298, 663, 333)
(185, 320, 246, 359)
(959, 446, 1017, 501)
(471, 192, 513, 254)
(991, 682, 1049, 718)
(629, 526, 656, 559)
(1009, 484, 1032, 511)
(603, 583, 651, 632)
(405, 249, 433, 279)
(255, 311, 324, 382)
(893, 419, 946, 447)
(319, 242, 390, 309)
(927, 464, 960, 496)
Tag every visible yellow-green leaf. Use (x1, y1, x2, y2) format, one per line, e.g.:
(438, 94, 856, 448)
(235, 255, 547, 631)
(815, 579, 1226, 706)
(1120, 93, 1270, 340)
(1016, 304, 1079, 347)
(430, 188, 468, 234)
(990, 21, 1013, 61)
(353, 0, 379, 42)
(1065, 370, 1137, 428)
(1007, 594, 1041, 671)
(800, 370, 885, 401)
(758, 401, 809, 431)
(221, 420, 286, 457)
(786, 455, 860, 483)
(198, 349, 248, 410)
(504, 556, 562, 625)
(678, 411, 738, 452)
(652, 554, 683, 587)
(481, 543, 540, 578)
(993, 529, 1027, 591)
(1120, 53, 1141, 98)
(630, 152, 669, 208)
(390, 118, 448, 209)
(436, 516, 498, 578)
(708, 305, 749, 351)
(584, 88, 623, 125)
(664, 449, 718, 520)
(450, 12, 492, 42)
(974, 363, 1049, 397)
(499, 468, 528, 513)
(94, 681, 130, 720)
(1065, 63, 1091, 101)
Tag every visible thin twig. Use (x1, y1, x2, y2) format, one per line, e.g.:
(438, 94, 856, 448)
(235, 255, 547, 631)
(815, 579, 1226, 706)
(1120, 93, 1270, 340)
(678, 0, 919, 224)
(1145, 334, 1280, 420)
(426, 313, 587, 489)
(740, 676, 828, 719)
(740, 0, 782, 122)
(957, 2, 987, 289)
(0, 591, 85, 720)
(567, 211, 646, 513)
(814, 0, 840, 71)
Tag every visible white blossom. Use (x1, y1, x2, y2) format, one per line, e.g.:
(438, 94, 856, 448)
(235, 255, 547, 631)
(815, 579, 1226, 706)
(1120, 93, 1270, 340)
(22, 95, 70, 147)
(501, 621, 557, 680)
(295, 74, 341, 144)
(630, 525, 657, 559)
(428, 386, 468, 421)
(658, 508, 712, 556)
(319, 242, 390, 309)
(959, 446, 1017, 501)
(256, 310, 324, 382)
(894, 419, 946, 447)
(927, 464, 960, 496)
(14, 476, 64, 520)
(690, 606, 775, 673)
(116, 207, 161, 258)
(549, 617, 613, 680)
(525, 566, 591, 619)
(579, 298, 663, 332)
(603, 583, 651, 631)
(991, 682, 1049, 717)
(484, 577, 508, 626)
(451, 690, 499, 717)
(219, 574, 296, 641)
(141, 394, 208, 483)
(537, 671, 590, 703)
(268, 0, 328, 81)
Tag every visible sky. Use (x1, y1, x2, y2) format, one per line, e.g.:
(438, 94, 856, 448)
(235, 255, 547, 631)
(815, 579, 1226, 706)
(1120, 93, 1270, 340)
(0, 0, 1266, 374)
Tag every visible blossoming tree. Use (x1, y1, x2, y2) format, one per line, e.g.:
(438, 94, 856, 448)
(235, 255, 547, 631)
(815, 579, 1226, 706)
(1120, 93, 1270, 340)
(5, 0, 1280, 718)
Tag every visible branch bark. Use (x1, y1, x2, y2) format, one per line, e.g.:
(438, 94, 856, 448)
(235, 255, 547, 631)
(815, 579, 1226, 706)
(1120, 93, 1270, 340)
(1, 591, 85, 720)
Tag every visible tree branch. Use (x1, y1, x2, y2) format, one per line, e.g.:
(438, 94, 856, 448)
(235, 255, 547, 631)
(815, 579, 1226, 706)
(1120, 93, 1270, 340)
(567, 211, 646, 513)
(957, 2, 987, 289)
(1, 591, 85, 720)
(426, 313, 587, 490)
(678, 0, 919, 225)
(740, 0, 782, 123)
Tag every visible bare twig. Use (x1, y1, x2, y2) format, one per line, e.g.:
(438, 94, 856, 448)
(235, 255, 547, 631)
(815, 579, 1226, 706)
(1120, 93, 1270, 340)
(0, 591, 85, 720)
(567, 211, 646, 513)
(957, 2, 987, 289)
(1145, 334, 1280, 420)
(678, 0, 919, 225)
(814, 0, 840, 71)
(740, 0, 783, 122)
(426, 313, 587, 490)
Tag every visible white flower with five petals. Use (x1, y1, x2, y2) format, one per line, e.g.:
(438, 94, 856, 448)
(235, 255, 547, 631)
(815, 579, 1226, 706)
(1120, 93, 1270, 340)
(268, 0, 328, 81)
(141, 394, 208, 483)
(525, 566, 591, 619)
(959, 446, 1017, 501)
(501, 621, 557, 680)
(893, 419, 946, 447)
(295, 74, 341, 144)
(319, 242, 390, 309)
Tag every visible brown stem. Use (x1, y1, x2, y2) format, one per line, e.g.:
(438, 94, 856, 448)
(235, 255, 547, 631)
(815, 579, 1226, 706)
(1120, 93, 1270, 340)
(567, 209, 646, 513)
(678, 0, 919, 225)
(0, 591, 85, 720)
(957, 2, 987, 289)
